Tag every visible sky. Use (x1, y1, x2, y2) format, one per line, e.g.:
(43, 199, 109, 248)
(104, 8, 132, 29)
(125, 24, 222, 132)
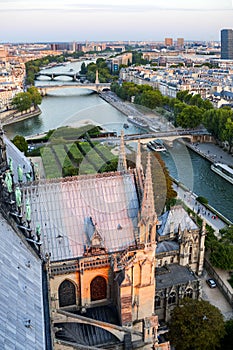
(1, 0, 233, 43)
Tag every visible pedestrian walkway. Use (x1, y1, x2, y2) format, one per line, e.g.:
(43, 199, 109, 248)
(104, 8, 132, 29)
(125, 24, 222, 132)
(173, 182, 231, 234)
(188, 142, 233, 167)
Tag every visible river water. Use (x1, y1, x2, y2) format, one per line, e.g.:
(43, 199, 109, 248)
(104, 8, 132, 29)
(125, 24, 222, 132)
(4, 61, 233, 222)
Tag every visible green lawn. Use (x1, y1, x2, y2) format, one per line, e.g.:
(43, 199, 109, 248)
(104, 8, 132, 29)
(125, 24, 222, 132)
(40, 147, 62, 178)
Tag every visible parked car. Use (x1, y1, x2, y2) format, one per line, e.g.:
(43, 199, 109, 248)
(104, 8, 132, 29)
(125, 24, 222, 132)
(206, 278, 217, 288)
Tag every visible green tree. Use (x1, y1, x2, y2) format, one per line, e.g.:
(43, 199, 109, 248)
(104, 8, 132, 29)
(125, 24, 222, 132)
(220, 319, 233, 350)
(222, 117, 233, 153)
(80, 62, 87, 74)
(176, 90, 189, 102)
(132, 52, 149, 65)
(27, 86, 42, 107)
(203, 109, 233, 142)
(12, 135, 28, 154)
(189, 94, 204, 108)
(138, 89, 163, 109)
(183, 92, 193, 104)
(209, 225, 233, 270)
(169, 298, 225, 350)
(176, 105, 203, 128)
(12, 92, 32, 112)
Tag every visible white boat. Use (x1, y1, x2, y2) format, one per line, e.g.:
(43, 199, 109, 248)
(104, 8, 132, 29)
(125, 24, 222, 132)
(211, 163, 233, 185)
(127, 115, 147, 129)
(147, 140, 167, 152)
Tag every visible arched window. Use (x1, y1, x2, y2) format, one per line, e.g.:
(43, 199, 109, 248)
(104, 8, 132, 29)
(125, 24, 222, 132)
(148, 224, 152, 242)
(155, 296, 161, 309)
(58, 280, 76, 307)
(189, 246, 193, 263)
(184, 288, 193, 299)
(90, 276, 107, 301)
(168, 292, 176, 305)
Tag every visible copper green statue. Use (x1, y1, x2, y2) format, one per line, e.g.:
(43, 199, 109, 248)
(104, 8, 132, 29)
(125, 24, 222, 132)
(5, 171, 12, 193)
(26, 198, 31, 223)
(15, 187, 21, 208)
(17, 165, 23, 182)
(9, 157, 13, 173)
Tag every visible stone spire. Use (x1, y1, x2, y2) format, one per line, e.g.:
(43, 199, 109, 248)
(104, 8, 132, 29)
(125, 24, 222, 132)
(135, 140, 144, 201)
(117, 130, 127, 172)
(136, 140, 142, 171)
(140, 152, 155, 219)
(95, 69, 99, 84)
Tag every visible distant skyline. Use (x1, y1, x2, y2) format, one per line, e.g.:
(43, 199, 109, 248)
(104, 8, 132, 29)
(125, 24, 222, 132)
(1, 0, 233, 43)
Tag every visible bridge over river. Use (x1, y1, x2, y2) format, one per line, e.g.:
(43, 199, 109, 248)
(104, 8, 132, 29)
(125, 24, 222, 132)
(35, 71, 87, 81)
(37, 82, 111, 95)
(92, 129, 213, 145)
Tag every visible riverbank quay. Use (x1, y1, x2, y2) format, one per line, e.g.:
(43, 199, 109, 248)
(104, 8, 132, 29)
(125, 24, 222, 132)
(100, 91, 176, 133)
(99, 91, 145, 118)
(0, 106, 41, 126)
(186, 142, 233, 168)
(99, 91, 153, 130)
(172, 179, 232, 234)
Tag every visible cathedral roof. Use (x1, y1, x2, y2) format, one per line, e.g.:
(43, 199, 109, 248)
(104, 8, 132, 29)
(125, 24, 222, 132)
(21, 171, 139, 261)
(157, 205, 198, 236)
(156, 264, 198, 290)
(0, 213, 46, 349)
(156, 240, 179, 254)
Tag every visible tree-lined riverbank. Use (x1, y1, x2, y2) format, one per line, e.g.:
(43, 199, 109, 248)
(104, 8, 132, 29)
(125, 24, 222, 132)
(0, 106, 41, 126)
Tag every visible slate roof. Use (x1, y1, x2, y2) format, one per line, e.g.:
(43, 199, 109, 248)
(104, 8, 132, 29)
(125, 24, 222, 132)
(21, 172, 139, 261)
(156, 240, 179, 254)
(0, 213, 46, 350)
(156, 264, 198, 290)
(157, 206, 198, 237)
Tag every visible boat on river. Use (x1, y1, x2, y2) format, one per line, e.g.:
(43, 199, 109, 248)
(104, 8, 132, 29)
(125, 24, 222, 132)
(127, 115, 148, 129)
(210, 163, 233, 185)
(147, 140, 167, 152)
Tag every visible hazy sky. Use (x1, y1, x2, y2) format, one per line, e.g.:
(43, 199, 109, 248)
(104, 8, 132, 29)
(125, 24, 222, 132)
(1, 0, 233, 42)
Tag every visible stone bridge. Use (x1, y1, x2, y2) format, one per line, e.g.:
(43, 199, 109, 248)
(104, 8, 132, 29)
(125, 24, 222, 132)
(35, 71, 87, 81)
(93, 130, 213, 145)
(37, 83, 111, 95)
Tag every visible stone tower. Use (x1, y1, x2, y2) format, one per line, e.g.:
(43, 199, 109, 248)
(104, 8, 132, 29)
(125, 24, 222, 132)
(117, 151, 158, 344)
(138, 152, 158, 244)
(117, 130, 127, 172)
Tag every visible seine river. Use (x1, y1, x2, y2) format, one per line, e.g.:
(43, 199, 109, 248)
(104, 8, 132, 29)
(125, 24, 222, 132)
(4, 61, 233, 222)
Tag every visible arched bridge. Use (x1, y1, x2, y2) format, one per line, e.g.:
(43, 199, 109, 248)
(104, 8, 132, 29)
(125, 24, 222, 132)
(35, 71, 87, 82)
(125, 132, 212, 145)
(92, 130, 213, 145)
(37, 83, 111, 94)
